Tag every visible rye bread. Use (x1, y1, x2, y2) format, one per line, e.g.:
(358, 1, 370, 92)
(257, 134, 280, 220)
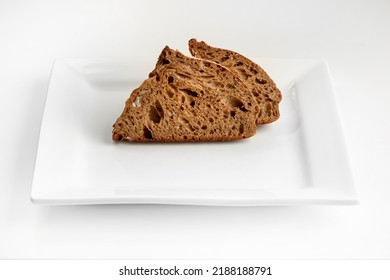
(112, 46, 258, 142)
(188, 39, 282, 125)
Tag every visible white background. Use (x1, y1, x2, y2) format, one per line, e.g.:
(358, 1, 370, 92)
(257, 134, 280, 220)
(0, 0, 389, 259)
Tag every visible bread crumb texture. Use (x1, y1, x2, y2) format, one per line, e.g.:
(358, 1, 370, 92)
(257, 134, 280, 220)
(112, 47, 258, 142)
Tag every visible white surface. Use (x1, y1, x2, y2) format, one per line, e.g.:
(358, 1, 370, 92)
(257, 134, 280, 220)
(31, 58, 356, 206)
(1, 0, 389, 258)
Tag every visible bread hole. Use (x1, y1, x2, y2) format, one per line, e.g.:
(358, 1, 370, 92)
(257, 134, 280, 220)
(184, 135, 188, 140)
(143, 127, 153, 140)
(203, 61, 211, 68)
(155, 73, 160, 82)
(178, 73, 191, 79)
(181, 95, 186, 103)
(200, 70, 204, 73)
(181, 88, 199, 97)
(179, 117, 189, 124)
(201, 75, 216, 79)
(209, 117, 214, 123)
(162, 59, 170, 65)
(220, 55, 229, 62)
(149, 107, 161, 123)
(265, 102, 272, 116)
(238, 69, 251, 80)
(190, 101, 195, 107)
(155, 100, 164, 118)
(226, 83, 235, 89)
(188, 124, 195, 132)
(168, 76, 174, 83)
(250, 67, 258, 74)
(239, 124, 244, 134)
(225, 96, 248, 112)
(149, 105, 163, 123)
(167, 90, 174, 98)
(234, 62, 243, 67)
(253, 92, 259, 97)
(255, 78, 267, 84)
(230, 111, 236, 117)
(201, 125, 207, 130)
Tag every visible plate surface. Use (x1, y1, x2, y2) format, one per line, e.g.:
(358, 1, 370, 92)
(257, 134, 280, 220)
(31, 58, 357, 205)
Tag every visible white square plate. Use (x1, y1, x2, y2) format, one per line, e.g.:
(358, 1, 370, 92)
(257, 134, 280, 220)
(31, 58, 357, 205)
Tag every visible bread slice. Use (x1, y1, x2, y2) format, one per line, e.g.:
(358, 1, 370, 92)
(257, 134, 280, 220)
(112, 46, 258, 142)
(188, 39, 282, 125)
